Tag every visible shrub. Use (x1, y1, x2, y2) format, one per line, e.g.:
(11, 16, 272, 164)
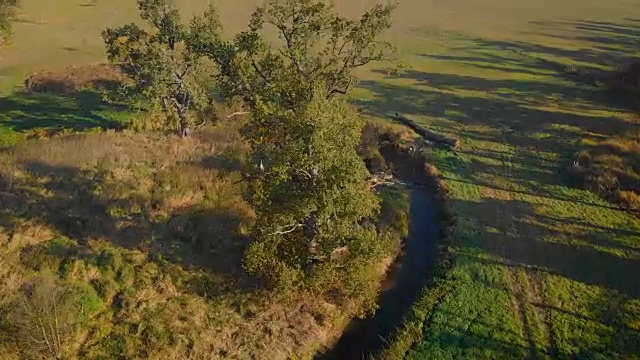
(568, 131, 640, 215)
(24, 64, 126, 94)
(68, 282, 103, 323)
(617, 190, 640, 212)
(90, 277, 119, 302)
(378, 185, 410, 236)
(7, 277, 78, 359)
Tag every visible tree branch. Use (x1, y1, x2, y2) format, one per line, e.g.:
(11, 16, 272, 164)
(297, 169, 313, 179)
(251, 57, 273, 86)
(227, 111, 250, 119)
(368, 173, 403, 188)
(268, 223, 304, 236)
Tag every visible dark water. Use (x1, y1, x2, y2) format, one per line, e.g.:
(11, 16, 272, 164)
(316, 188, 440, 360)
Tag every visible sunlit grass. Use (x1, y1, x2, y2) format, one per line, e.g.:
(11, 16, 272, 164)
(363, 1, 640, 358)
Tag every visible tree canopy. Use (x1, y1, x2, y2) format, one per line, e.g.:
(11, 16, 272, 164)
(0, 0, 19, 49)
(102, 0, 221, 135)
(102, 0, 397, 300)
(195, 0, 396, 107)
(193, 0, 397, 294)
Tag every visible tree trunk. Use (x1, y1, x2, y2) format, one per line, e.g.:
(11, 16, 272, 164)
(392, 112, 460, 148)
(178, 111, 190, 137)
(303, 211, 319, 270)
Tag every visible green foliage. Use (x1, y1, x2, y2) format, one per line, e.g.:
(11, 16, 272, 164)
(21, 236, 78, 272)
(197, 0, 396, 106)
(196, 0, 396, 293)
(0, 0, 18, 49)
(69, 282, 104, 323)
(379, 185, 410, 235)
(241, 94, 381, 286)
(102, 0, 219, 135)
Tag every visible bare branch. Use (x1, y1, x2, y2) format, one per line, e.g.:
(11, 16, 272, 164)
(267, 223, 303, 236)
(227, 111, 250, 119)
(369, 180, 395, 188)
(297, 169, 313, 179)
(251, 57, 273, 87)
(368, 173, 407, 188)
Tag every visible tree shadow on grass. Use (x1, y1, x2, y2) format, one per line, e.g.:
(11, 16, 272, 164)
(448, 196, 640, 358)
(360, 72, 630, 135)
(0, 160, 257, 297)
(359, 17, 640, 359)
(411, 319, 532, 359)
(527, 20, 640, 60)
(0, 90, 129, 136)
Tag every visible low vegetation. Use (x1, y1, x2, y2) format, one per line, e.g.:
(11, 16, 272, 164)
(356, 6, 640, 359)
(566, 59, 640, 216)
(0, 0, 18, 49)
(0, 121, 411, 359)
(24, 64, 125, 94)
(2, 0, 640, 359)
(0, 0, 418, 358)
(570, 131, 640, 214)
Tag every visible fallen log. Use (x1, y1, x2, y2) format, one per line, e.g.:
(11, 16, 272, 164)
(391, 112, 460, 148)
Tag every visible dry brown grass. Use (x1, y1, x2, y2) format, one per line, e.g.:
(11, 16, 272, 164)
(0, 120, 409, 359)
(569, 130, 640, 214)
(24, 64, 126, 94)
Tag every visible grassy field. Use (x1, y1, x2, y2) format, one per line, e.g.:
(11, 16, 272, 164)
(1, 0, 640, 359)
(357, 0, 640, 359)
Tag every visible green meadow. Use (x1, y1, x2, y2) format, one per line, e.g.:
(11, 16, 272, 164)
(362, 1, 640, 359)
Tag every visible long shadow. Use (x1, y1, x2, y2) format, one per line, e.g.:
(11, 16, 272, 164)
(441, 176, 628, 212)
(422, 54, 555, 77)
(464, 197, 640, 299)
(448, 195, 640, 358)
(0, 90, 128, 135)
(455, 252, 640, 358)
(358, 75, 630, 139)
(412, 320, 532, 359)
(355, 17, 640, 357)
(0, 161, 256, 297)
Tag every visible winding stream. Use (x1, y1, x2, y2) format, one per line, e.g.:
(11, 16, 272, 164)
(316, 187, 440, 359)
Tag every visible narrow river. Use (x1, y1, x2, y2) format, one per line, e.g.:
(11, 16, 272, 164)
(316, 188, 440, 360)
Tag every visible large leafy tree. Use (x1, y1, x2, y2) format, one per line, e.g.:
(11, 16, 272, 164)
(194, 0, 396, 290)
(102, 0, 221, 136)
(0, 0, 19, 49)
(195, 0, 395, 107)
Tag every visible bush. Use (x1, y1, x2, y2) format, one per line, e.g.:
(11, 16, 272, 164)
(7, 277, 78, 359)
(24, 64, 126, 94)
(68, 282, 104, 323)
(378, 185, 410, 236)
(617, 190, 640, 213)
(569, 132, 640, 214)
(90, 277, 119, 302)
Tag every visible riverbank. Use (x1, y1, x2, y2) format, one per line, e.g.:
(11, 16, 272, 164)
(313, 123, 455, 359)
